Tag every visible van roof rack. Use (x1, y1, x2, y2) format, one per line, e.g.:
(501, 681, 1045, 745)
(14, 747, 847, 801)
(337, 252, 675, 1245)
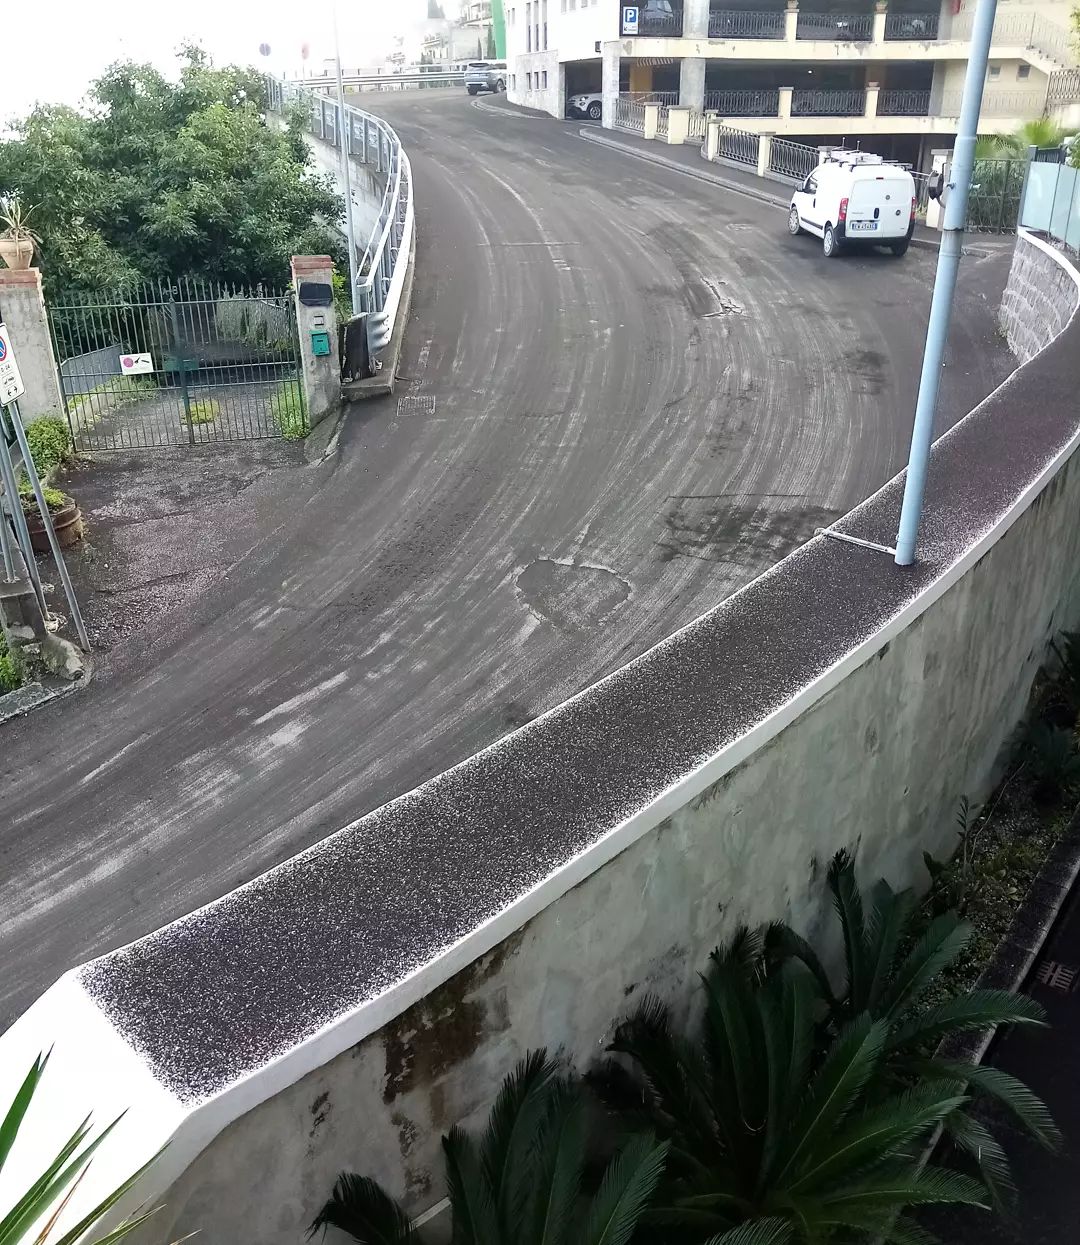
(821, 148, 911, 171)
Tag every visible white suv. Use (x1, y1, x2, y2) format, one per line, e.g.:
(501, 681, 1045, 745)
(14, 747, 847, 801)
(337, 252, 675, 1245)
(788, 150, 916, 258)
(568, 93, 603, 120)
(465, 61, 507, 95)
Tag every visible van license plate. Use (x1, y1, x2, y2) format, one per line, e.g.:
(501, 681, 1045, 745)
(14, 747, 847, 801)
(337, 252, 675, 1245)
(848, 222, 878, 232)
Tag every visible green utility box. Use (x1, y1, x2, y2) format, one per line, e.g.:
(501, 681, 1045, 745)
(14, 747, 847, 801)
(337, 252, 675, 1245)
(310, 330, 331, 357)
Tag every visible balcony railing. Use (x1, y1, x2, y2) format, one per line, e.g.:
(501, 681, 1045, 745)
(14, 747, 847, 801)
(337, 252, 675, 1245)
(796, 12, 873, 41)
(940, 86, 1049, 116)
(707, 9, 785, 39)
(791, 87, 866, 115)
(633, 10, 685, 37)
(768, 135, 818, 182)
(884, 12, 939, 40)
(877, 88, 932, 115)
(613, 97, 647, 132)
(620, 90, 680, 105)
(704, 87, 781, 116)
(714, 124, 761, 168)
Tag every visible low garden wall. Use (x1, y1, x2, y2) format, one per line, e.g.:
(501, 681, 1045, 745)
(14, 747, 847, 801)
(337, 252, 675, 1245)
(1, 229, 1079, 1244)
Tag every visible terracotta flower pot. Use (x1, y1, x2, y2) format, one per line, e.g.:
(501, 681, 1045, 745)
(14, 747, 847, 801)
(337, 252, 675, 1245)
(26, 500, 83, 553)
(0, 237, 34, 270)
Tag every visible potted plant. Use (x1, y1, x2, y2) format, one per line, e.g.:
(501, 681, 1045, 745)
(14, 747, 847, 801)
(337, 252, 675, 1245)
(20, 485, 83, 551)
(0, 197, 41, 270)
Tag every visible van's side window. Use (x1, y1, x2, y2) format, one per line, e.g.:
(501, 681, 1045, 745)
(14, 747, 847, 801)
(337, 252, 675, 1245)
(804, 176, 817, 194)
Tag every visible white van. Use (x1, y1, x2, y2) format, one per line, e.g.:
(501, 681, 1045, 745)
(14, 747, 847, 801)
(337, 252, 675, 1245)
(787, 150, 916, 258)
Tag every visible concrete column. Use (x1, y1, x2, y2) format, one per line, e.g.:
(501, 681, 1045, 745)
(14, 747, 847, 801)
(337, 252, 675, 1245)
(758, 133, 774, 177)
(872, 0, 887, 44)
(679, 58, 706, 111)
(683, 0, 709, 38)
(784, 0, 799, 43)
(778, 85, 793, 119)
(0, 269, 63, 420)
(601, 41, 620, 130)
(865, 81, 880, 117)
(667, 105, 691, 144)
(290, 256, 341, 431)
(644, 103, 661, 140)
(705, 115, 721, 159)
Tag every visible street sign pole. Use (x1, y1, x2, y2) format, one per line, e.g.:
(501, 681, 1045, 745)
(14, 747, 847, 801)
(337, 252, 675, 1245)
(332, 0, 361, 316)
(893, 0, 1000, 566)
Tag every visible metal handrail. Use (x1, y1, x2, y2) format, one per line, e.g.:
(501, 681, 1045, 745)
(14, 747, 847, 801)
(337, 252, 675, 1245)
(791, 87, 866, 116)
(712, 124, 761, 168)
(877, 88, 931, 116)
(768, 135, 819, 182)
(707, 9, 785, 39)
(796, 11, 873, 41)
(270, 78, 414, 356)
(1047, 69, 1080, 105)
(704, 88, 780, 117)
(613, 96, 647, 132)
(884, 12, 938, 40)
(620, 90, 679, 105)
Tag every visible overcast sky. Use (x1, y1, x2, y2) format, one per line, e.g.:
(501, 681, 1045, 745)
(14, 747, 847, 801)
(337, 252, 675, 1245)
(1, 0, 449, 123)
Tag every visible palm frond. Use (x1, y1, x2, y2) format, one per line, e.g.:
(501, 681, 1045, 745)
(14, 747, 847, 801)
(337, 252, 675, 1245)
(863, 882, 917, 1014)
(942, 1109, 1014, 1212)
(479, 1050, 558, 1237)
(816, 1162, 988, 1211)
(578, 1134, 669, 1245)
(51, 1146, 165, 1245)
(879, 1216, 944, 1245)
(0, 1056, 49, 1177)
(523, 1082, 586, 1245)
(879, 913, 971, 1023)
(762, 923, 835, 1008)
(919, 1059, 1061, 1149)
(308, 1173, 419, 1245)
(443, 1127, 499, 1245)
(760, 963, 818, 1175)
(888, 990, 1045, 1053)
(827, 851, 869, 1007)
(701, 1218, 793, 1245)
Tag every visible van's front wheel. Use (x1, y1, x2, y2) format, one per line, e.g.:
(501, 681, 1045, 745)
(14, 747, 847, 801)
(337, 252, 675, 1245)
(823, 224, 840, 259)
(788, 206, 802, 236)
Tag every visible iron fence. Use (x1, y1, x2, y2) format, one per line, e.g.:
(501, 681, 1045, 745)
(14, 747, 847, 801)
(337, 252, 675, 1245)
(884, 12, 938, 39)
(877, 89, 931, 116)
(48, 279, 304, 451)
(633, 10, 684, 36)
(656, 105, 670, 138)
(707, 9, 785, 38)
(796, 11, 872, 40)
(1033, 145, 1067, 164)
(704, 88, 780, 116)
(1020, 156, 1080, 251)
(614, 96, 647, 132)
(712, 124, 761, 168)
(912, 171, 933, 216)
(269, 78, 414, 360)
(687, 109, 707, 141)
(1047, 69, 1080, 107)
(768, 136, 819, 183)
(967, 158, 1026, 233)
(792, 88, 866, 116)
(619, 90, 679, 105)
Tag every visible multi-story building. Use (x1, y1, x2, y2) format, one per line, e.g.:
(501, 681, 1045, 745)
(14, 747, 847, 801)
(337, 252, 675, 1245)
(505, 0, 1080, 167)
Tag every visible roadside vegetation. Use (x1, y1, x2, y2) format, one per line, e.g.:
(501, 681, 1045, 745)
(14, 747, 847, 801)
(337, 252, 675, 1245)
(0, 630, 24, 694)
(269, 379, 308, 440)
(184, 398, 218, 427)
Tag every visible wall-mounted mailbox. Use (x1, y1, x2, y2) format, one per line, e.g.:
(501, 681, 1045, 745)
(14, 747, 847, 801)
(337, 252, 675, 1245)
(310, 330, 331, 357)
(298, 281, 333, 307)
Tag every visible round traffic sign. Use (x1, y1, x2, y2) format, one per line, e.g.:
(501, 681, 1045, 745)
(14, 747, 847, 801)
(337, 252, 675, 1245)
(0, 338, 7, 363)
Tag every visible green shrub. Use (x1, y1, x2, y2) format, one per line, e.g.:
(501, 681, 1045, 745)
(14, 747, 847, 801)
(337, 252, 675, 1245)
(0, 631, 23, 693)
(19, 483, 70, 513)
(24, 415, 72, 477)
(269, 379, 307, 440)
(1026, 722, 1080, 804)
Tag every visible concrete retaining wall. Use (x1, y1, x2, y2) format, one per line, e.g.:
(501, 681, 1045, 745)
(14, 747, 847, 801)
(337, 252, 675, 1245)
(999, 228, 1079, 363)
(3, 232, 1080, 1245)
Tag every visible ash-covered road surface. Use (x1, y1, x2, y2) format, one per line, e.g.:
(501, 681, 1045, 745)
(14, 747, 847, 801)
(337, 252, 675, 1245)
(0, 90, 1013, 1027)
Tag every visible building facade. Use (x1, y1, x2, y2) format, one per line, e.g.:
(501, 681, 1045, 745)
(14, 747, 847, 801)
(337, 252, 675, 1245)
(505, 0, 1079, 164)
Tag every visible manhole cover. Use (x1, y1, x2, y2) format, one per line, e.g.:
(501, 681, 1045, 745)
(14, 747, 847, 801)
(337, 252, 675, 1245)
(397, 395, 435, 417)
(1036, 960, 1078, 992)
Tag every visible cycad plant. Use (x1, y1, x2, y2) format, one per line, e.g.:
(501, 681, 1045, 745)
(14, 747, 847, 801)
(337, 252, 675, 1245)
(767, 851, 1059, 1206)
(1, 1053, 162, 1245)
(310, 1050, 668, 1245)
(604, 931, 989, 1244)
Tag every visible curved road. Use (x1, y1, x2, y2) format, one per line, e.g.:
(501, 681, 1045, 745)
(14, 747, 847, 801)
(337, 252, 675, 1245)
(0, 91, 1012, 1027)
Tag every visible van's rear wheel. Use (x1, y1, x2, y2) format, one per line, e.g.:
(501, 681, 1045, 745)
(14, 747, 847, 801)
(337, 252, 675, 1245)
(890, 239, 910, 257)
(787, 206, 802, 236)
(823, 225, 840, 258)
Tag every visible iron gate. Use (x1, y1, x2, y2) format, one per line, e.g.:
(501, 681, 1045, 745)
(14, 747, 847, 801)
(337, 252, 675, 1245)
(48, 279, 306, 451)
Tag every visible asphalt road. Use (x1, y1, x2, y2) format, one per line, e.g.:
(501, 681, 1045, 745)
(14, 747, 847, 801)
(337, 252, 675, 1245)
(0, 91, 1014, 1029)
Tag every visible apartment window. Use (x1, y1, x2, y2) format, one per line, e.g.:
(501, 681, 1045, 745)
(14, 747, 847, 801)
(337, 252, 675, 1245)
(1017, 64, 1031, 79)
(542, 71, 548, 88)
(561, 0, 566, 9)
(543, 0, 548, 49)
(988, 64, 1001, 78)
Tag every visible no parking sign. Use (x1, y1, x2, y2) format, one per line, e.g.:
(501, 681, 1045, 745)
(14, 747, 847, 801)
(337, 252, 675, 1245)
(0, 324, 25, 406)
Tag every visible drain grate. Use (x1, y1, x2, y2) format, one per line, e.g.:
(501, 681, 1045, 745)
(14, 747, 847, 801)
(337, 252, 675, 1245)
(1036, 960, 1078, 992)
(397, 394, 436, 417)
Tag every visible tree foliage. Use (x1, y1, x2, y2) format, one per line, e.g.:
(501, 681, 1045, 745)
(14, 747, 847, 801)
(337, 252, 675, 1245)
(0, 45, 344, 292)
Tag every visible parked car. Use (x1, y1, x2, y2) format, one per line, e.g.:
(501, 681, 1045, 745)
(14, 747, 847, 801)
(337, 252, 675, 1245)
(568, 93, 603, 120)
(465, 61, 507, 95)
(787, 149, 916, 257)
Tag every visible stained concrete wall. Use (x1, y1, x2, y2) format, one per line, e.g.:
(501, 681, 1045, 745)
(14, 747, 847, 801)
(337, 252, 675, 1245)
(0, 269, 63, 420)
(1000, 229, 1079, 363)
(151, 237, 1080, 1245)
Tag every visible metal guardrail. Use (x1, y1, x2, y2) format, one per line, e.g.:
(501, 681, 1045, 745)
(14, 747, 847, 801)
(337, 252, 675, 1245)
(613, 96, 647, 133)
(296, 71, 467, 91)
(792, 87, 866, 116)
(707, 9, 785, 39)
(687, 108, 707, 140)
(878, 88, 932, 116)
(656, 104, 670, 138)
(796, 11, 873, 41)
(704, 88, 780, 117)
(912, 170, 933, 215)
(620, 90, 679, 105)
(1048, 69, 1080, 105)
(951, 10, 1073, 65)
(633, 11, 684, 36)
(267, 78, 414, 361)
(968, 156, 1025, 234)
(884, 12, 938, 40)
(767, 135, 819, 182)
(713, 124, 761, 168)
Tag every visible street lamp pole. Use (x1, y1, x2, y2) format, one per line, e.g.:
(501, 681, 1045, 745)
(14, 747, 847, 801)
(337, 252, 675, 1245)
(332, 0, 361, 315)
(893, 0, 1000, 566)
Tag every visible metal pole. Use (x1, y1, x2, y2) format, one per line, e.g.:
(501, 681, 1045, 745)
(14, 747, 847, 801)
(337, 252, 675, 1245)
(893, 0, 999, 566)
(333, 0, 361, 315)
(6, 400, 90, 651)
(0, 411, 50, 622)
